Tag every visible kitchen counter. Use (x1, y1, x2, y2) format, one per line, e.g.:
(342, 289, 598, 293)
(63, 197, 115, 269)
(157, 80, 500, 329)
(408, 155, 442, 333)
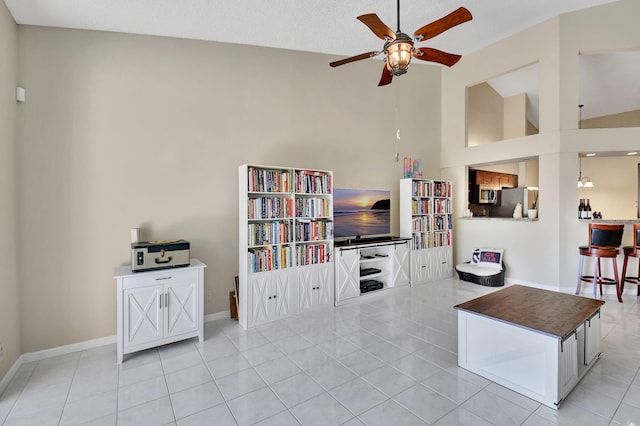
(580, 219, 639, 224)
(460, 216, 538, 221)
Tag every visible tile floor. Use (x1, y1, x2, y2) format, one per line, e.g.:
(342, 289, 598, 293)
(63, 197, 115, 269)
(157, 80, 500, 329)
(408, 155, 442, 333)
(1, 279, 639, 425)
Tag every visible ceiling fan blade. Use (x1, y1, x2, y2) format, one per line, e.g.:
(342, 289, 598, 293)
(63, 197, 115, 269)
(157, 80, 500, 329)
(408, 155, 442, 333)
(378, 65, 393, 86)
(413, 7, 472, 42)
(330, 51, 381, 67)
(413, 47, 462, 67)
(357, 14, 396, 41)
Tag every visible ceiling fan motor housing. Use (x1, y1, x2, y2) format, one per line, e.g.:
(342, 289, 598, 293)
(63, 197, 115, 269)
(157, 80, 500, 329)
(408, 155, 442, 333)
(385, 32, 414, 76)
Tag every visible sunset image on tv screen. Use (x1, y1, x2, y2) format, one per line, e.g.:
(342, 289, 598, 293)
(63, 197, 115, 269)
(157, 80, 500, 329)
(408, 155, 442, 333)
(333, 188, 390, 238)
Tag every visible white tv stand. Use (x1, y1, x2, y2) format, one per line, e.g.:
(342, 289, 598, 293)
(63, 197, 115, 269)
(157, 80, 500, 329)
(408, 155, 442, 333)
(334, 237, 410, 305)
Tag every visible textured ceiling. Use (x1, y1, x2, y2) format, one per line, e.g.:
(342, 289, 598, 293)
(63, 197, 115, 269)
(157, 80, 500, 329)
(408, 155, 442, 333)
(4, 0, 618, 58)
(4, 0, 637, 120)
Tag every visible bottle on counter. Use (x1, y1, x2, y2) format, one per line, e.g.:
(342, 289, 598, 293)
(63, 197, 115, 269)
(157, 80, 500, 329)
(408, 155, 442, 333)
(585, 199, 592, 220)
(578, 198, 585, 219)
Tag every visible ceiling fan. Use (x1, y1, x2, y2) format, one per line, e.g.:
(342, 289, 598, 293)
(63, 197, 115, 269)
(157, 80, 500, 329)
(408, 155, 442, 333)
(329, 1, 472, 86)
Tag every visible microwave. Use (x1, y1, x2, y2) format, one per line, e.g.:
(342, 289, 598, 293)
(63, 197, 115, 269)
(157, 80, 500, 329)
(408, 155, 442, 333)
(479, 186, 498, 204)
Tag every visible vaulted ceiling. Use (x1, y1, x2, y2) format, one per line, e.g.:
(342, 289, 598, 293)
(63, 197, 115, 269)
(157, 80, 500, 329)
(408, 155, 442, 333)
(5, 0, 637, 121)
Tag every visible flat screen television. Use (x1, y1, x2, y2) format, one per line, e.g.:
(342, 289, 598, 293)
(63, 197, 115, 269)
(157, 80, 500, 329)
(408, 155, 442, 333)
(333, 188, 391, 240)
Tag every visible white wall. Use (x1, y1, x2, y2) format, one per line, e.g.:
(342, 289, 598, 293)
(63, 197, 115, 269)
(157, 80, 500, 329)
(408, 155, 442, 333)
(442, 0, 640, 292)
(15, 26, 442, 352)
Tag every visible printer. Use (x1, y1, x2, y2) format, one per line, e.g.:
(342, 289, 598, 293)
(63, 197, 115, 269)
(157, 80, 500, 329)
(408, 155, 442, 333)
(131, 239, 190, 272)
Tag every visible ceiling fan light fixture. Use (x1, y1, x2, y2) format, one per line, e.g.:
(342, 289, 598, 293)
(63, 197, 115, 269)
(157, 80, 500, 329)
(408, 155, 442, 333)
(385, 35, 414, 76)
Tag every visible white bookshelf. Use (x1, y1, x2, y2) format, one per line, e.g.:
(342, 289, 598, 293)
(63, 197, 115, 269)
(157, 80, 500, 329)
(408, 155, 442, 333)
(238, 164, 334, 328)
(400, 178, 453, 284)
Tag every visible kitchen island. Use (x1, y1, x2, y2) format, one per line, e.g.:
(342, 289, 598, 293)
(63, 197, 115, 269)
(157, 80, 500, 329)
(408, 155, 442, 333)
(455, 285, 604, 409)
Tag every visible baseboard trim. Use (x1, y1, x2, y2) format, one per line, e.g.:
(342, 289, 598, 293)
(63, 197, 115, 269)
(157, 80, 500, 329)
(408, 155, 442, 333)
(0, 312, 231, 396)
(0, 356, 23, 397)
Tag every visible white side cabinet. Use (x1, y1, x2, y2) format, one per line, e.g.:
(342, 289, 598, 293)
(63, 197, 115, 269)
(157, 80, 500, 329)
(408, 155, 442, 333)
(115, 260, 206, 363)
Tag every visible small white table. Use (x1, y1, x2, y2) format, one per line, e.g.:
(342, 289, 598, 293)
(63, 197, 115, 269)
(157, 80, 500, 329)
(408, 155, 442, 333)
(455, 285, 604, 409)
(114, 260, 206, 363)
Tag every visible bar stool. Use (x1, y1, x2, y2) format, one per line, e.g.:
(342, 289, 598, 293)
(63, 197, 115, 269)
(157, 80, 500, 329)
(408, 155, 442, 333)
(576, 223, 624, 302)
(620, 223, 640, 297)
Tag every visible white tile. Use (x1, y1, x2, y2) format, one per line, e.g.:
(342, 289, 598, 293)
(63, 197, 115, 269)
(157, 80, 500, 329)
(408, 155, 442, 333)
(253, 409, 300, 426)
(118, 375, 169, 411)
(338, 349, 385, 376)
(205, 352, 251, 379)
(271, 334, 315, 354)
(357, 399, 424, 426)
(175, 402, 236, 426)
(562, 381, 621, 419)
(2, 404, 63, 426)
(316, 337, 361, 358)
(622, 383, 640, 408)
(393, 384, 457, 424)
(392, 354, 442, 381)
(160, 350, 204, 374)
(196, 336, 239, 362)
(227, 386, 286, 426)
(253, 355, 302, 384)
(461, 388, 537, 425)
(59, 391, 117, 425)
(118, 359, 164, 387)
(227, 330, 270, 351)
(329, 378, 388, 415)
(306, 359, 357, 390)
(610, 402, 640, 426)
(289, 392, 353, 426)
(169, 381, 224, 420)
(215, 367, 266, 400)
(270, 373, 325, 408)
(422, 369, 484, 404)
(364, 340, 410, 363)
(164, 364, 213, 394)
(117, 395, 175, 426)
(67, 369, 119, 403)
(360, 364, 417, 398)
(432, 407, 494, 426)
(287, 346, 332, 371)
(532, 401, 609, 425)
(342, 330, 384, 349)
(240, 342, 284, 366)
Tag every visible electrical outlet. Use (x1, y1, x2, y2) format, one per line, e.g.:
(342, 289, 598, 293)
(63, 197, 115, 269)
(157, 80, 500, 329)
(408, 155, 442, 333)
(0, 342, 4, 362)
(207, 292, 212, 301)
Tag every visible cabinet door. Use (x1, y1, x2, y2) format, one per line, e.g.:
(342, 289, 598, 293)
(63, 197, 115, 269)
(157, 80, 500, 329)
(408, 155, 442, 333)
(434, 246, 453, 280)
(124, 286, 162, 348)
(315, 263, 333, 307)
(249, 274, 271, 325)
(299, 264, 333, 309)
(334, 249, 360, 302)
(272, 271, 293, 319)
(410, 250, 431, 285)
(584, 312, 602, 365)
(476, 171, 494, 186)
(165, 280, 199, 338)
(392, 244, 410, 287)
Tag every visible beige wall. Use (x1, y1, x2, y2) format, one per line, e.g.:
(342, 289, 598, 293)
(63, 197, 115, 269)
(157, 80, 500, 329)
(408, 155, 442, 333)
(0, 2, 20, 381)
(15, 26, 441, 353)
(578, 156, 638, 220)
(442, 0, 640, 293)
(467, 82, 503, 146)
(582, 109, 640, 128)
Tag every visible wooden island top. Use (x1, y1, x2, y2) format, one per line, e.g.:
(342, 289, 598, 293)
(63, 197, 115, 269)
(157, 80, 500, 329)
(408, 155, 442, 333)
(454, 285, 604, 340)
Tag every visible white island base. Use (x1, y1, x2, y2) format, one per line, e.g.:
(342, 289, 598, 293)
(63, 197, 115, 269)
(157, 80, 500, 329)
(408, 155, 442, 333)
(456, 285, 604, 409)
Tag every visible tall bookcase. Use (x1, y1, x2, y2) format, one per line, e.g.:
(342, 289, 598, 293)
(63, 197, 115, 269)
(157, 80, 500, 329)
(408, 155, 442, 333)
(399, 178, 453, 285)
(238, 164, 334, 328)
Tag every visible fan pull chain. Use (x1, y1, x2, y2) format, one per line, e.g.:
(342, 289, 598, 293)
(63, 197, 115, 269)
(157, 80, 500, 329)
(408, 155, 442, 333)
(394, 81, 400, 162)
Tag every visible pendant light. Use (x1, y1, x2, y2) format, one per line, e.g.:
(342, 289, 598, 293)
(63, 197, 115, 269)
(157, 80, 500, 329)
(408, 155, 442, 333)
(577, 105, 595, 188)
